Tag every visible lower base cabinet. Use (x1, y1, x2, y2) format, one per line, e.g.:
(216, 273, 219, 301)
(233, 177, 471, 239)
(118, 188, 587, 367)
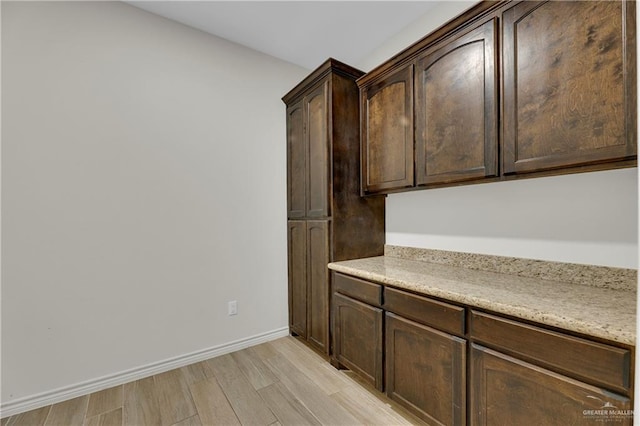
(471, 344, 633, 426)
(332, 292, 383, 390)
(330, 273, 634, 426)
(386, 313, 466, 425)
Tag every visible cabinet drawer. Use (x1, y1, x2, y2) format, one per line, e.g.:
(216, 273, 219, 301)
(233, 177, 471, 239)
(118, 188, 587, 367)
(383, 287, 465, 336)
(333, 273, 382, 307)
(469, 310, 631, 393)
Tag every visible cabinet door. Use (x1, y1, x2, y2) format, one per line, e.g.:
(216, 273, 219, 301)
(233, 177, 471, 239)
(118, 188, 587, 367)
(305, 82, 330, 218)
(286, 101, 306, 219)
(287, 221, 306, 337)
(415, 19, 497, 186)
(361, 65, 414, 194)
(470, 344, 632, 426)
(502, 1, 637, 174)
(306, 220, 330, 353)
(386, 313, 466, 425)
(333, 292, 384, 390)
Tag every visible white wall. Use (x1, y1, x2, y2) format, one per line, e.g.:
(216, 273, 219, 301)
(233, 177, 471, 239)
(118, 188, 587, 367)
(356, 1, 639, 269)
(1, 1, 307, 406)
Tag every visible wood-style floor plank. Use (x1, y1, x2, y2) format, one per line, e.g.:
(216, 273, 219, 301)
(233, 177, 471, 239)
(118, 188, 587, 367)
(3, 405, 51, 426)
(179, 361, 214, 385)
(206, 355, 277, 425)
(230, 347, 278, 391)
(189, 377, 240, 426)
(5, 336, 424, 426)
(44, 395, 88, 426)
(170, 414, 202, 426)
(269, 337, 352, 395)
(84, 408, 122, 426)
(263, 353, 360, 425)
(123, 377, 161, 426)
(257, 382, 321, 426)
(86, 386, 123, 419)
(153, 369, 197, 425)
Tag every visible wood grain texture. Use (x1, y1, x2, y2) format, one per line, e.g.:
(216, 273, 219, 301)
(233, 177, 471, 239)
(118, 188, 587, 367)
(257, 382, 321, 426)
(502, 0, 636, 173)
(170, 415, 201, 426)
(84, 408, 122, 426)
(386, 313, 466, 426)
(329, 385, 417, 426)
(286, 101, 306, 219)
(270, 337, 352, 395)
(306, 220, 330, 353)
(416, 18, 498, 185)
(264, 353, 361, 425)
(189, 377, 240, 426)
(4, 337, 421, 426)
(179, 361, 215, 385)
(44, 396, 88, 426)
(123, 377, 162, 426)
(469, 310, 631, 394)
(362, 65, 414, 193)
(206, 354, 277, 425)
(153, 369, 197, 425)
(332, 293, 384, 390)
(287, 220, 307, 338)
(305, 82, 330, 218)
(471, 344, 632, 425)
(86, 386, 123, 419)
(3, 406, 51, 426)
(230, 346, 278, 391)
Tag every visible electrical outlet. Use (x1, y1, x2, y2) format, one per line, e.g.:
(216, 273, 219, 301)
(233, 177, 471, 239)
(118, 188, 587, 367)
(228, 300, 237, 316)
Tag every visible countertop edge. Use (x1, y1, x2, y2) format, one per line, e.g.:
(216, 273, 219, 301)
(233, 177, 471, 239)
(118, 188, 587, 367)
(328, 262, 635, 346)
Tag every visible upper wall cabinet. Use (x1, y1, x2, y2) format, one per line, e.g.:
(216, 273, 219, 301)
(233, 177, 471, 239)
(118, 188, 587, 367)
(415, 17, 498, 186)
(360, 64, 414, 194)
(502, 0, 637, 175)
(357, 0, 636, 195)
(286, 82, 330, 219)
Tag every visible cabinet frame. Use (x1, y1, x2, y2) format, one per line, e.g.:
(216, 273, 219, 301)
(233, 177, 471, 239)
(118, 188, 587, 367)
(415, 17, 498, 186)
(360, 64, 415, 194)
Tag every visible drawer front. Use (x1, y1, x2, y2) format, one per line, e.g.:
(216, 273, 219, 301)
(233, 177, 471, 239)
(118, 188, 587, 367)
(332, 272, 382, 307)
(469, 310, 631, 393)
(383, 287, 465, 336)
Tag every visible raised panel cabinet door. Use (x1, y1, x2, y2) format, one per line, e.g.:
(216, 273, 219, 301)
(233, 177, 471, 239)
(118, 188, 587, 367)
(287, 101, 306, 219)
(287, 221, 307, 337)
(361, 65, 414, 194)
(306, 220, 330, 353)
(305, 82, 330, 218)
(415, 18, 498, 186)
(502, 0, 637, 174)
(386, 313, 466, 425)
(470, 344, 633, 426)
(333, 292, 384, 390)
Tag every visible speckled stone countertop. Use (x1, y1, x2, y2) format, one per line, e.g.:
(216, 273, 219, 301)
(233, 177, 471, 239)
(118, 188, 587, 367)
(328, 252, 636, 346)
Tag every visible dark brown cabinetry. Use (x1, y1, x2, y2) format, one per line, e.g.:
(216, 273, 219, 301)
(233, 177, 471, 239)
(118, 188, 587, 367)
(331, 273, 384, 390)
(358, 0, 636, 195)
(283, 59, 385, 354)
(415, 17, 498, 186)
(333, 293, 384, 390)
(502, 0, 637, 175)
(470, 345, 632, 425)
(386, 313, 466, 425)
(360, 65, 414, 194)
(330, 272, 634, 425)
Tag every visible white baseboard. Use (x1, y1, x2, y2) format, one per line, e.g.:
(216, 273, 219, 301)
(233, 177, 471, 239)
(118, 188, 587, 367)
(1, 327, 290, 418)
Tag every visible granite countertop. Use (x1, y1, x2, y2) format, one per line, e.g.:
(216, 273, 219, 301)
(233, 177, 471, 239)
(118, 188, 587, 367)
(328, 254, 636, 346)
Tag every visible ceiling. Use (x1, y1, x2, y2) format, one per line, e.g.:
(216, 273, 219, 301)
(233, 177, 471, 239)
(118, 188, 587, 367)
(126, 1, 440, 70)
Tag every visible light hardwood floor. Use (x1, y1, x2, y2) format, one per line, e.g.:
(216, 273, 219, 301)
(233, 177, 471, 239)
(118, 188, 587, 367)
(1, 336, 425, 426)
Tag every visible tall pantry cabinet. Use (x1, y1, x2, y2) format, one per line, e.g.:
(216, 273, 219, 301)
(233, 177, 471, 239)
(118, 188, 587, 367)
(283, 59, 385, 354)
